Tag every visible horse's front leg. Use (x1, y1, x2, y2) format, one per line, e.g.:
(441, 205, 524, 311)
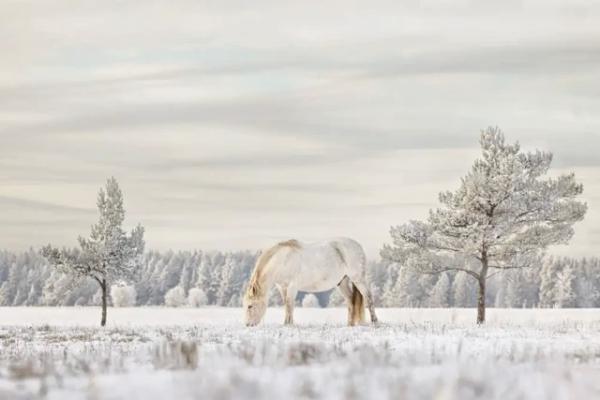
(284, 285, 298, 325)
(277, 285, 291, 325)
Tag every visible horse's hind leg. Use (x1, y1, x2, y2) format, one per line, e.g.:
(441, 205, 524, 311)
(350, 279, 379, 324)
(337, 277, 355, 326)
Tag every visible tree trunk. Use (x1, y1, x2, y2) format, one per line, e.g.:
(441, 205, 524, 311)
(477, 277, 486, 324)
(100, 279, 107, 327)
(477, 254, 489, 325)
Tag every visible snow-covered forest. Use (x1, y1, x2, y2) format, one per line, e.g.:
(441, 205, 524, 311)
(1, 248, 597, 309)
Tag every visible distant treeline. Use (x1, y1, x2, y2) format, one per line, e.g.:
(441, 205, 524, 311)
(0, 249, 598, 308)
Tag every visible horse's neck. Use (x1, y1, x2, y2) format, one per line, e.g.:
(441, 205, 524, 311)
(253, 263, 275, 296)
(253, 244, 298, 295)
(260, 263, 277, 294)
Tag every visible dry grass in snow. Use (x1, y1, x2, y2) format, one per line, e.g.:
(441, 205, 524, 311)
(1, 307, 599, 400)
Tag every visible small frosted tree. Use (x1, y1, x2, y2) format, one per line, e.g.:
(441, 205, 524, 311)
(453, 271, 476, 307)
(395, 264, 420, 307)
(164, 285, 186, 307)
(381, 264, 401, 307)
(382, 128, 587, 323)
(494, 277, 507, 308)
(504, 270, 527, 308)
(429, 273, 451, 307)
(187, 287, 208, 307)
(111, 282, 137, 307)
(576, 277, 599, 308)
(556, 265, 577, 308)
(41, 177, 145, 326)
(216, 258, 234, 306)
(302, 293, 320, 308)
(539, 257, 558, 308)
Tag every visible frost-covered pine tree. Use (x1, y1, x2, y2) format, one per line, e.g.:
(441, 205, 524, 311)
(521, 266, 541, 307)
(41, 177, 145, 326)
(494, 274, 507, 308)
(382, 127, 587, 323)
(504, 271, 527, 308)
(178, 253, 197, 293)
(453, 272, 476, 307)
(417, 274, 437, 307)
(556, 264, 577, 308)
(576, 258, 600, 307)
(195, 256, 214, 304)
(382, 265, 411, 307)
(576, 277, 599, 308)
(40, 271, 72, 306)
(381, 263, 401, 307)
(216, 256, 234, 306)
(429, 273, 451, 307)
(396, 264, 421, 307)
(366, 260, 388, 306)
(539, 256, 558, 308)
(216, 254, 247, 306)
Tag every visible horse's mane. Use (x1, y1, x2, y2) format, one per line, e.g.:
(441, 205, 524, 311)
(246, 239, 301, 299)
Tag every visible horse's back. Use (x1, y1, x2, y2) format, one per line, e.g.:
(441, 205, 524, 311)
(304, 237, 367, 273)
(267, 237, 365, 292)
(297, 238, 363, 261)
(328, 237, 367, 270)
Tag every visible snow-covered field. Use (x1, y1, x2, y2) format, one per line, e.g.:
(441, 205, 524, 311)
(1, 307, 599, 400)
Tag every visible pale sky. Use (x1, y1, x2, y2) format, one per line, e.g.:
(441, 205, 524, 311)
(1, 0, 599, 258)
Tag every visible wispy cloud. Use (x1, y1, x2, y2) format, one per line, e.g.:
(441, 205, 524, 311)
(0, 195, 95, 215)
(1, 0, 599, 256)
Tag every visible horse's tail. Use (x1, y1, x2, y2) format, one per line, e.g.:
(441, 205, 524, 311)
(351, 283, 365, 325)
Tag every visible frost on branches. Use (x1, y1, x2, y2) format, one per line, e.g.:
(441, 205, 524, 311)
(381, 127, 587, 324)
(41, 177, 145, 326)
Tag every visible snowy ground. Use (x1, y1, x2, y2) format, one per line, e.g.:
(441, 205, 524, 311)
(1, 307, 599, 400)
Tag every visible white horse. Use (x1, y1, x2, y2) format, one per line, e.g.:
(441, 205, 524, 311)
(243, 237, 378, 326)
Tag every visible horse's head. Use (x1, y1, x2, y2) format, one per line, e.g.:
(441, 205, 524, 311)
(243, 282, 267, 326)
